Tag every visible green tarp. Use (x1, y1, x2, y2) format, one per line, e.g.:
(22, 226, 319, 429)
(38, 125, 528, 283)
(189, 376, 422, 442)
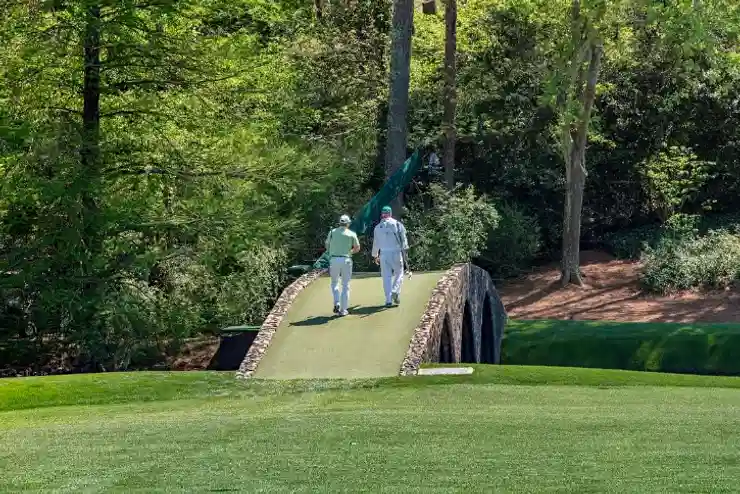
(312, 150, 423, 270)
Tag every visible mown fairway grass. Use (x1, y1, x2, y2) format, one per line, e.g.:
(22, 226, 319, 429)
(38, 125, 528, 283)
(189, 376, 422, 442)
(503, 319, 740, 375)
(2, 366, 740, 493)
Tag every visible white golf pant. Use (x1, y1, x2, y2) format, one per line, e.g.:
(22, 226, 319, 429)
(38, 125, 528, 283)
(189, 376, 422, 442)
(329, 256, 353, 311)
(380, 251, 404, 303)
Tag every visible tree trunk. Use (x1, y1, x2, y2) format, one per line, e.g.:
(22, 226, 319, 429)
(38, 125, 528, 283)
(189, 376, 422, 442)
(560, 40, 603, 286)
(561, 147, 586, 286)
(371, 101, 389, 190)
(82, 4, 101, 174)
(77, 4, 103, 345)
(81, 3, 102, 246)
(442, 0, 457, 190)
(314, 0, 323, 21)
(359, 0, 390, 191)
(385, 0, 414, 211)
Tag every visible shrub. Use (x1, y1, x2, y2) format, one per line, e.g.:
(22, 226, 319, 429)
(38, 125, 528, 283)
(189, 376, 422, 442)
(600, 213, 740, 260)
(641, 229, 740, 294)
(502, 320, 740, 376)
(698, 212, 740, 233)
(70, 243, 288, 371)
(405, 184, 499, 271)
(639, 146, 715, 222)
(600, 224, 663, 259)
(478, 202, 541, 278)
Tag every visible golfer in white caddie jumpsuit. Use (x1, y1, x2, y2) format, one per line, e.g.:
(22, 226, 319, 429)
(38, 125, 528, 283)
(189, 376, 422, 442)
(371, 206, 409, 306)
(325, 214, 360, 316)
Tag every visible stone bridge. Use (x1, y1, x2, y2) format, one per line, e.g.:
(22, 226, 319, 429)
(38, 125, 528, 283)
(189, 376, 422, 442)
(237, 263, 507, 380)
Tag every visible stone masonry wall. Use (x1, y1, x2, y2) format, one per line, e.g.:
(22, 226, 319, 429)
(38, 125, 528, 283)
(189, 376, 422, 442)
(236, 269, 325, 379)
(399, 263, 507, 376)
(399, 265, 466, 376)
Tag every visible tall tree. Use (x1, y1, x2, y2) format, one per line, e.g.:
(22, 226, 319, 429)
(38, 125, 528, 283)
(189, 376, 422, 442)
(0, 0, 344, 370)
(442, 0, 457, 190)
(384, 0, 414, 209)
(553, 0, 605, 286)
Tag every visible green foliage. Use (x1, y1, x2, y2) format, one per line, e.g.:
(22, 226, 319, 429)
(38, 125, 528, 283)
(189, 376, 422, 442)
(600, 224, 663, 259)
(641, 229, 740, 294)
(640, 146, 715, 222)
(405, 185, 499, 271)
(0, 0, 367, 372)
(601, 213, 740, 260)
(503, 319, 740, 375)
(2, 0, 740, 371)
(479, 202, 542, 278)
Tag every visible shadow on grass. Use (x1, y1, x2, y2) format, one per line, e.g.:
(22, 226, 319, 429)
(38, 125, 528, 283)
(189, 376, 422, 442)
(289, 305, 393, 327)
(349, 305, 393, 317)
(290, 316, 336, 327)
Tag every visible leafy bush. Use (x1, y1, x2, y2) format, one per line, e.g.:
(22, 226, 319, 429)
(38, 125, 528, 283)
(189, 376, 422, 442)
(69, 243, 288, 371)
(478, 202, 541, 278)
(503, 320, 740, 376)
(640, 146, 715, 222)
(600, 224, 663, 259)
(600, 213, 740, 260)
(698, 212, 740, 233)
(641, 229, 740, 294)
(405, 185, 499, 271)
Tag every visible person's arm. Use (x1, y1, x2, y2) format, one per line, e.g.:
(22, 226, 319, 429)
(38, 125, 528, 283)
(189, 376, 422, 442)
(397, 222, 411, 272)
(371, 226, 380, 258)
(398, 222, 409, 251)
(325, 229, 332, 252)
(351, 233, 360, 254)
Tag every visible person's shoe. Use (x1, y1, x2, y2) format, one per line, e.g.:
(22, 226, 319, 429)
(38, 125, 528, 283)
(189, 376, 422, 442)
(333, 304, 340, 314)
(339, 310, 349, 316)
(392, 293, 400, 305)
(385, 301, 393, 307)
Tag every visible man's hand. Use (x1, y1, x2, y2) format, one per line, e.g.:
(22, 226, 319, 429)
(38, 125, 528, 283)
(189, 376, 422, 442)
(373, 256, 380, 265)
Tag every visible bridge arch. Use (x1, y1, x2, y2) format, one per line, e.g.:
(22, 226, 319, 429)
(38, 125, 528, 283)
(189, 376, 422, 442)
(399, 263, 507, 376)
(439, 315, 454, 364)
(480, 293, 496, 364)
(461, 300, 476, 363)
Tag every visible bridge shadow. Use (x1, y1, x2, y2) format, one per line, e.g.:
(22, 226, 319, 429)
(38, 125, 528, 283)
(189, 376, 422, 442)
(289, 305, 392, 327)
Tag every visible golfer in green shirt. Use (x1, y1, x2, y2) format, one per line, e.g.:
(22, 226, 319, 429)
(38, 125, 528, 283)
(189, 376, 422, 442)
(325, 214, 360, 316)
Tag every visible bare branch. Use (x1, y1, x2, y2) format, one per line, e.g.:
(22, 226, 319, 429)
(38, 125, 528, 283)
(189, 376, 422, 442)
(104, 166, 257, 180)
(104, 69, 251, 92)
(99, 109, 165, 118)
(45, 107, 82, 115)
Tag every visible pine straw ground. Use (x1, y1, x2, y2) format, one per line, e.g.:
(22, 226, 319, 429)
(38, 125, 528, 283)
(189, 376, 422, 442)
(499, 250, 740, 323)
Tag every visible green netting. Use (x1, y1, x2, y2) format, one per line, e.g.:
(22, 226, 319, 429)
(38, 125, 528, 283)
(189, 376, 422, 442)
(313, 150, 422, 270)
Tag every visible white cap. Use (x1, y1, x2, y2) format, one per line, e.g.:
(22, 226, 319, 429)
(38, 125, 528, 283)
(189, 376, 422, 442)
(339, 214, 351, 225)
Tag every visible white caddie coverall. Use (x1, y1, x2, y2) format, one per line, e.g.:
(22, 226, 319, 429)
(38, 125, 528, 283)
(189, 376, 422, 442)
(325, 226, 360, 312)
(371, 217, 409, 304)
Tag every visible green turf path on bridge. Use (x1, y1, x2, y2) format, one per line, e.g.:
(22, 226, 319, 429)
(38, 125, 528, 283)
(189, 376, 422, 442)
(254, 271, 444, 379)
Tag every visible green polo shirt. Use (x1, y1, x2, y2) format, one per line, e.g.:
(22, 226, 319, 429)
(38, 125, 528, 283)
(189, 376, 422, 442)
(325, 227, 359, 257)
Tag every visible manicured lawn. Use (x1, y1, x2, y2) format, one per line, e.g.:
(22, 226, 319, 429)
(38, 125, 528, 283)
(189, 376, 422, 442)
(2, 367, 740, 493)
(503, 319, 740, 375)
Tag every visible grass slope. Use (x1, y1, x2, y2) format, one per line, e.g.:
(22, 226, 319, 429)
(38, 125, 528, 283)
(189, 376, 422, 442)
(255, 271, 443, 379)
(2, 367, 740, 493)
(504, 319, 740, 375)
